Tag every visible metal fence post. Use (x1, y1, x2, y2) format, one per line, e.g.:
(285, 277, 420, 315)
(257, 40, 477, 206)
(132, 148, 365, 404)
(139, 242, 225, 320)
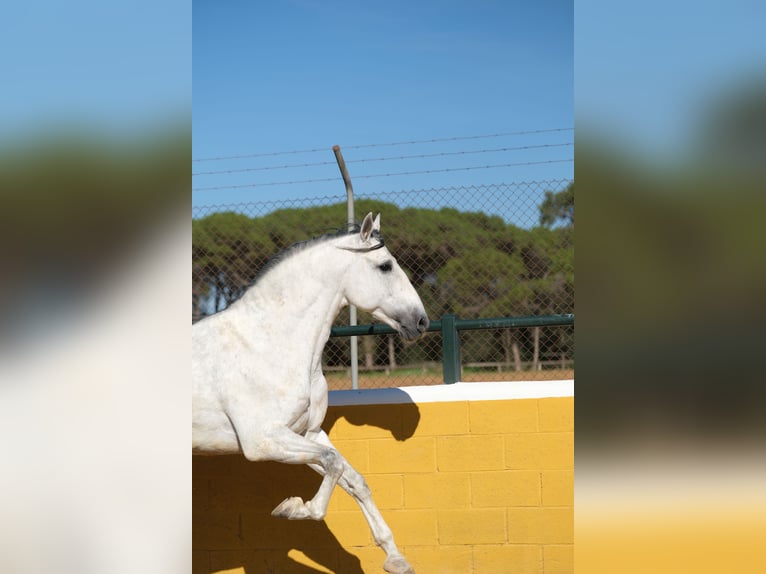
(441, 313, 462, 384)
(333, 145, 359, 390)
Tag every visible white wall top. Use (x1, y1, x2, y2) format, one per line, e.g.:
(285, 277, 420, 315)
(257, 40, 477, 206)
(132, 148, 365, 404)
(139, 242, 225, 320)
(328, 380, 574, 406)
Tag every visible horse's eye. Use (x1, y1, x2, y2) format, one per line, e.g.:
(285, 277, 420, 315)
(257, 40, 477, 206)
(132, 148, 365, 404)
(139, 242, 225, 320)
(378, 261, 393, 273)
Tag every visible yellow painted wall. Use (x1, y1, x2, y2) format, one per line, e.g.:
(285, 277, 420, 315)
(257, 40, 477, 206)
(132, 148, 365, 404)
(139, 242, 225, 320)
(193, 394, 573, 574)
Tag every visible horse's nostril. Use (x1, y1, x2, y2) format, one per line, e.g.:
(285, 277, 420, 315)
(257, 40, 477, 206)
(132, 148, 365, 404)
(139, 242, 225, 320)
(417, 314, 429, 333)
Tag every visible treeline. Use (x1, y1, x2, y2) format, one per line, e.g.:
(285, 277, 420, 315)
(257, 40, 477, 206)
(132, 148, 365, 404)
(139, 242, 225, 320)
(192, 193, 573, 366)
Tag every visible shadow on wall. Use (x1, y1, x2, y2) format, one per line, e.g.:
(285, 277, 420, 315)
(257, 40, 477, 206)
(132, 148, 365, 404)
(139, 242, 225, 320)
(323, 388, 421, 441)
(193, 389, 421, 574)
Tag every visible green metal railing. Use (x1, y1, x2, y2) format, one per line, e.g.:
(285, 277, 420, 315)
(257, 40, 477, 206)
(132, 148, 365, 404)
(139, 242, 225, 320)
(330, 313, 575, 384)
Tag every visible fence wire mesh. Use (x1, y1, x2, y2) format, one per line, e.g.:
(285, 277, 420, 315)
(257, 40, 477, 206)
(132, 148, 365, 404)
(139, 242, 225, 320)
(192, 180, 573, 388)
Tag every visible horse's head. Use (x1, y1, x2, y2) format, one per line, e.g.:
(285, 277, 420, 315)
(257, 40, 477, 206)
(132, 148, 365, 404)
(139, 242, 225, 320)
(338, 212, 429, 341)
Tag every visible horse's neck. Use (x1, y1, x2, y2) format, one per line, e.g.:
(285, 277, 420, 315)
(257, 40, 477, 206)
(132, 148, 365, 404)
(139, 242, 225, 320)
(235, 241, 348, 364)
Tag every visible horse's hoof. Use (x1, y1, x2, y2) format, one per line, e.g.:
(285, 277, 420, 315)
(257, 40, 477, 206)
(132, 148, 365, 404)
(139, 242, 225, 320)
(271, 496, 311, 520)
(384, 555, 415, 574)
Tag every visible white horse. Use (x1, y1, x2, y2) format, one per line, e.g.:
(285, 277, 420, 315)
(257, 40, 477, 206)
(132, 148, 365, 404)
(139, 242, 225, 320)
(193, 213, 428, 574)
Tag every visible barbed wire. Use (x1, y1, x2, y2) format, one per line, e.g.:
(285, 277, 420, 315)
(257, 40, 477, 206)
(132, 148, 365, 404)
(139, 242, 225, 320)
(192, 158, 573, 192)
(192, 178, 573, 213)
(192, 127, 573, 163)
(192, 142, 573, 177)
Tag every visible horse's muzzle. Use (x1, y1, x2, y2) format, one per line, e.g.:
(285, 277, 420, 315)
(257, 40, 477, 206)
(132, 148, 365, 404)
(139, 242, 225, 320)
(399, 312, 429, 341)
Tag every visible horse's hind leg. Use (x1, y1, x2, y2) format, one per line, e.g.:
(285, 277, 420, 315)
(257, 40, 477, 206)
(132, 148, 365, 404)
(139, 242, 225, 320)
(307, 429, 415, 574)
(237, 426, 343, 521)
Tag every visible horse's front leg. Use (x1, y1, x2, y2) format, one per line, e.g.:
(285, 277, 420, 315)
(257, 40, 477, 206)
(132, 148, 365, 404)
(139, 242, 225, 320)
(233, 420, 343, 520)
(307, 429, 415, 574)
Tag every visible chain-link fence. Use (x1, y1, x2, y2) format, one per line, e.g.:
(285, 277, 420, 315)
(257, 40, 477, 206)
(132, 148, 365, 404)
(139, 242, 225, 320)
(192, 180, 573, 389)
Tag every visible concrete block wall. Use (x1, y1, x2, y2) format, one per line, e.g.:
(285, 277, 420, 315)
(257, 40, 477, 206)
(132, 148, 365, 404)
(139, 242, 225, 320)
(193, 381, 573, 573)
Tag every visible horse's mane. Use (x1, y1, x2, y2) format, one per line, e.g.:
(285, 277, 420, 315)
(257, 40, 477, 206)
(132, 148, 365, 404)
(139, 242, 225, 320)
(253, 223, 384, 284)
(197, 222, 384, 320)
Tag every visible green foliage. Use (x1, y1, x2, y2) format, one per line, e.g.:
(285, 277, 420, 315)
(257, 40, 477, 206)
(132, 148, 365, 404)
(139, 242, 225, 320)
(540, 181, 574, 227)
(193, 200, 574, 314)
(3, 127, 190, 299)
(192, 198, 575, 361)
(437, 249, 526, 316)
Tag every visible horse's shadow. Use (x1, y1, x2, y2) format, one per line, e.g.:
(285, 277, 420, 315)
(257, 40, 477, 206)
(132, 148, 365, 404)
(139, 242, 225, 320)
(323, 388, 421, 442)
(193, 390, 420, 574)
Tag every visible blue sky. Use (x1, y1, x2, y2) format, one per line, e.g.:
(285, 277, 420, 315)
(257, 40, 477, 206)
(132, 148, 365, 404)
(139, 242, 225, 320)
(576, 0, 766, 163)
(0, 0, 190, 138)
(192, 1, 574, 212)
(2, 0, 761, 203)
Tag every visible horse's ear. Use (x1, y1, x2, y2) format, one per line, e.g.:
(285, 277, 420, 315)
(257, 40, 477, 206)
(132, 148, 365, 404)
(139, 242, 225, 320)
(360, 212, 375, 242)
(373, 213, 381, 232)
